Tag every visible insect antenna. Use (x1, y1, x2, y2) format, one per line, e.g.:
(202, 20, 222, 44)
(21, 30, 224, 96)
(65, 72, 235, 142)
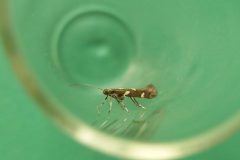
(69, 83, 103, 91)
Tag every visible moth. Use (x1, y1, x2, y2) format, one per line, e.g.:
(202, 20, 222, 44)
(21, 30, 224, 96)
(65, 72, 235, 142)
(71, 83, 158, 113)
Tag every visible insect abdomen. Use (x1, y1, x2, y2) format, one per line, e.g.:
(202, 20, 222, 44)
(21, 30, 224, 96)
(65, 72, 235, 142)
(124, 89, 145, 98)
(125, 84, 158, 99)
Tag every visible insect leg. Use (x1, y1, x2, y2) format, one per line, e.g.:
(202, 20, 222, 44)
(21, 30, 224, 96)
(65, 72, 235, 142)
(97, 102, 103, 114)
(130, 97, 145, 109)
(108, 97, 113, 113)
(97, 96, 108, 114)
(130, 97, 137, 106)
(114, 96, 129, 112)
(120, 101, 129, 112)
(105, 95, 109, 100)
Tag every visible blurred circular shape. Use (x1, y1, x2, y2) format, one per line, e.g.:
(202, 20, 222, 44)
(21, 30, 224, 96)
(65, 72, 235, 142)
(52, 10, 135, 84)
(1, 1, 240, 160)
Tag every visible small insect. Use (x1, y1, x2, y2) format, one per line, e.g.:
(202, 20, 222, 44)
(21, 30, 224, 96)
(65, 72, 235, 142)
(71, 83, 158, 113)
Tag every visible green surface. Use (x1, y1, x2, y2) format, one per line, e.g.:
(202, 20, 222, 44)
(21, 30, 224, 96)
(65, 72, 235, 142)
(9, 0, 240, 142)
(1, 0, 240, 159)
(0, 42, 114, 160)
(1, 27, 240, 160)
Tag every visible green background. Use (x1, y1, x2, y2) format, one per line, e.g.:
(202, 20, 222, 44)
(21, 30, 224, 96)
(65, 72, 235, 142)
(1, 0, 240, 159)
(0, 40, 240, 160)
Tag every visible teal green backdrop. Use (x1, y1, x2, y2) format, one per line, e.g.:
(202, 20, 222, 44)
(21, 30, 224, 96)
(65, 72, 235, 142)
(1, 0, 240, 159)
(1, 38, 240, 160)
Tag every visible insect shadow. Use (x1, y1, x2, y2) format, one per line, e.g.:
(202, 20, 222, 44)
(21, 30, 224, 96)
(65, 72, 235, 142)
(92, 108, 164, 140)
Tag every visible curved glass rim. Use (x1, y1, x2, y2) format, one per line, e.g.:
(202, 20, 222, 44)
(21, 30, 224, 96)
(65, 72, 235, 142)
(1, 1, 240, 159)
